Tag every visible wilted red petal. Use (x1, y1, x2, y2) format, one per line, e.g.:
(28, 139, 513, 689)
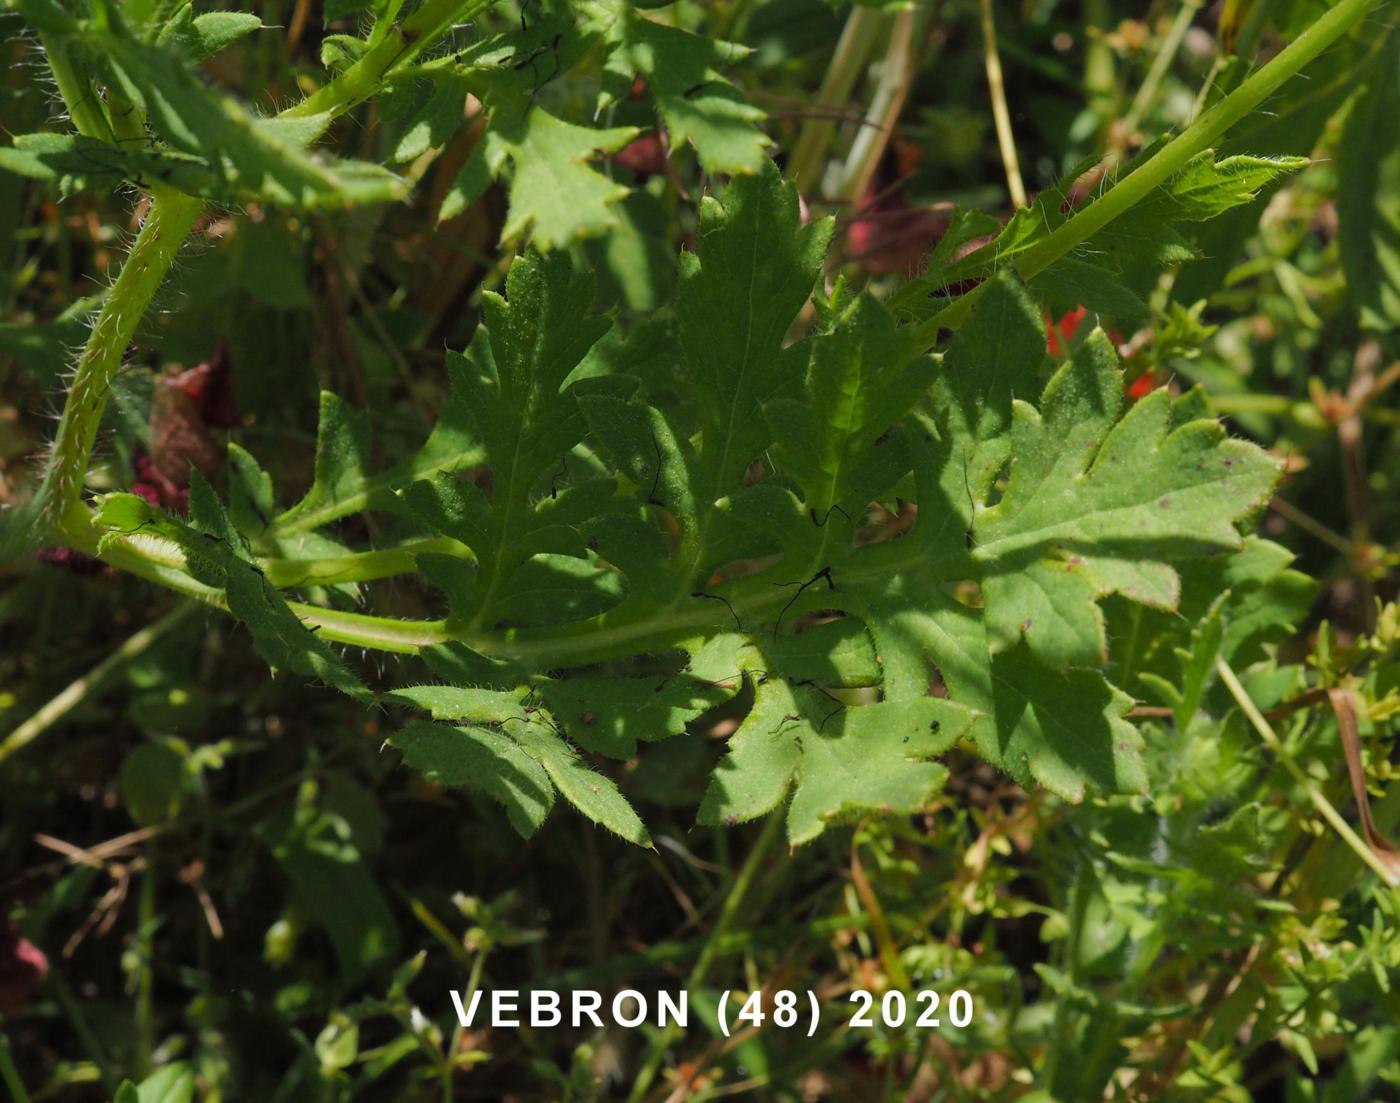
(166, 340, 238, 429)
(611, 133, 667, 180)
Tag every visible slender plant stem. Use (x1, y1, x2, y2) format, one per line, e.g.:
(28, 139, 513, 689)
(626, 810, 787, 1103)
(913, 0, 1383, 349)
(46, 973, 119, 1093)
(836, 8, 920, 206)
(1122, 0, 1205, 134)
(442, 951, 486, 1099)
(787, 6, 887, 194)
(0, 602, 197, 765)
(977, 0, 1026, 207)
(1216, 656, 1399, 887)
(848, 833, 910, 991)
(1268, 496, 1354, 556)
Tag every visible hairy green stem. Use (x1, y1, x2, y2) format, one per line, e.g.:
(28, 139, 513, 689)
(40, 189, 203, 533)
(282, 0, 497, 121)
(63, 451, 1264, 667)
(913, 0, 1383, 349)
(39, 32, 115, 141)
(1016, 0, 1377, 277)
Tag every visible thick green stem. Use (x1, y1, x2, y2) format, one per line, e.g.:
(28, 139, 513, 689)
(40, 189, 203, 533)
(913, 0, 1382, 349)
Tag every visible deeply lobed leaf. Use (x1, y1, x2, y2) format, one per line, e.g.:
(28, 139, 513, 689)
(91, 164, 1284, 843)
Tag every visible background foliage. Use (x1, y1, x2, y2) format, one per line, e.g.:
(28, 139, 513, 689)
(1, 0, 1398, 1098)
